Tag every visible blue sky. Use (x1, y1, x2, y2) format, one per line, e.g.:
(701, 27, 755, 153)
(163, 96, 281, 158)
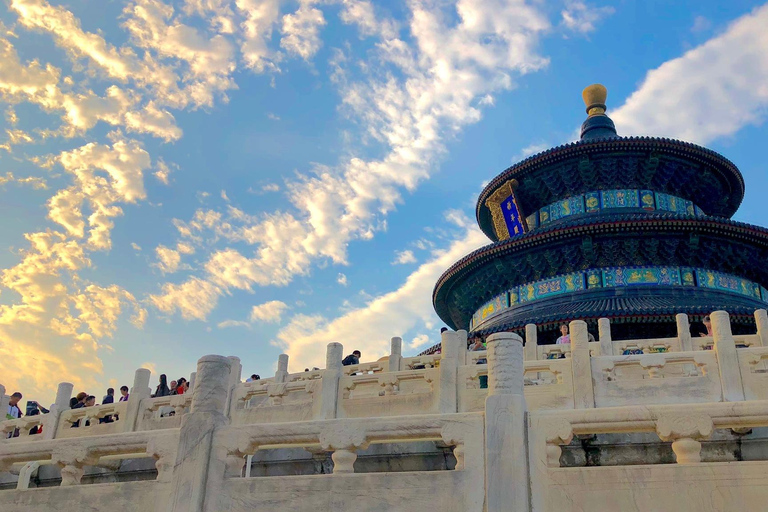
(2, 0, 768, 405)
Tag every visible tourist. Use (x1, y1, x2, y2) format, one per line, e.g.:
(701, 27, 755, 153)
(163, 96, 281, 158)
(246, 374, 260, 382)
(342, 350, 361, 366)
(85, 396, 96, 407)
(72, 392, 87, 409)
(100, 388, 115, 424)
(119, 386, 130, 402)
(440, 327, 448, 334)
(5, 392, 22, 438)
(700, 315, 714, 337)
(153, 374, 170, 397)
(169, 380, 178, 395)
(69, 397, 78, 408)
(176, 378, 188, 395)
(556, 324, 570, 344)
(470, 338, 485, 351)
(6, 392, 22, 420)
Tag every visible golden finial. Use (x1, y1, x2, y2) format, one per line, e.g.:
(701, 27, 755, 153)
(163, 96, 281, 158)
(582, 84, 607, 117)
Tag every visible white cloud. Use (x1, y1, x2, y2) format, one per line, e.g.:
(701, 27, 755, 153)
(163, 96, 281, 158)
(560, 1, 614, 35)
(151, 0, 552, 318)
(274, 217, 487, 371)
(267, 112, 280, 120)
(236, 0, 281, 72)
(150, 277, 222, 321)
(392, 249, 417, 265)
(337, 273, 348, 286)
(262, 183, 280, 192)
(131, 242, 142, 251)
(154, 245, 181, 274)
(0, 171, 47, 190)
(280, 1, 326, 61)
(154, 159, 173, 185)
(250, 300, 289, 323)
(217, 319, 251, 329)
(612, 4, 768, 145)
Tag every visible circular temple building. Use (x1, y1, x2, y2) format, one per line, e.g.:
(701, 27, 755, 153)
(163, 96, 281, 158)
(432, 85, 768, 344)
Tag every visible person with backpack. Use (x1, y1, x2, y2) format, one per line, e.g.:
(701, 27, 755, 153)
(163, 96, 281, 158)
(342, 350, 361, 366)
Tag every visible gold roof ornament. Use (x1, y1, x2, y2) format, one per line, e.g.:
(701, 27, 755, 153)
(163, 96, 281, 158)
(582, 84, 608, 117)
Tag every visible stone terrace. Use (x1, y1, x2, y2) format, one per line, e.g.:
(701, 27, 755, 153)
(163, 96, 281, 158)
(3, 309, 768, 511)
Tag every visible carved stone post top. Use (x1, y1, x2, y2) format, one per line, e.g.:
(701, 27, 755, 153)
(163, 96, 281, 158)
(487, 332, 524, 344)
(676, 312, 690, 325)
(756, 309, 768, 323)
(568, 320, 589, 349)
(656, 413, 714, 441)
(390, 337, 402, 353)
(326, 343, 343, 369)
(710, 310, 733, 342)
(191, 355, 233, 414)
(277, 354, 289, 372)
(597, 318, 611, 336)
(440, 330, 463, 359)
(486, 332, 524, 396)
(131, 368, 152, 398)
(54, 382, 74, 409)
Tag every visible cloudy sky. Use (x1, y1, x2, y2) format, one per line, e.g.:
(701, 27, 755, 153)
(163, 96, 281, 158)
(2, 0, 768, 404)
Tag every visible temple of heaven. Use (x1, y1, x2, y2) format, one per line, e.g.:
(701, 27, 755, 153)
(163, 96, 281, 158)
(432, 84, 768, 343)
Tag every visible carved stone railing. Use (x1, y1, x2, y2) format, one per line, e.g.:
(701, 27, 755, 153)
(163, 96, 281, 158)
(137, 394, 193, 431)
(55, 402, 128, 439)
(529, 400, 768, 510)
(0, 429, 178, 487)
(0, 416, 45, 442)
(402, 354, 441, 369)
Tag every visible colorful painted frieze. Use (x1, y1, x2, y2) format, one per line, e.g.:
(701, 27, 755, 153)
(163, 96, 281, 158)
(509, 287, 520, 305)
(585, 192, 600, 213)
(603, 266, 681, 287)
(761, 286, 768, 303)
(694, 205, 706, 217)
(696, 269, 762, 299)
(601, 189, 639, 209)
(539, 205, 550, 224)
(681, 267, 696, 286)
(640, 190, 655, 211)
(586, 269, 602, 289)
(520, 272, 585, 302)
(526, 212, 538, 230)
(548, 195, 585, 222)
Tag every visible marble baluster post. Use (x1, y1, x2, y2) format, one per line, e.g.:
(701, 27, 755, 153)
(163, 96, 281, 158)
(570, 320, 595, 409)
(711, 311, 745, 402)
(389, 337, 403, 372)
(438, 330, 464, 413)
(275, 354, 289, 384)
(677, 313, 692, 352)
(524, 324, 538, 361)
(43, 382, 73, 440)
(123, 368, 151, 433)
(168, 355, 233, 512)
(755, 309, 768, 347)
(319, 343, 342, 420)
(598, 318, 613, 356)
(484, 331, 528, 512)
(225, 356, 242, 417)
(0, 384, 8, 422)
